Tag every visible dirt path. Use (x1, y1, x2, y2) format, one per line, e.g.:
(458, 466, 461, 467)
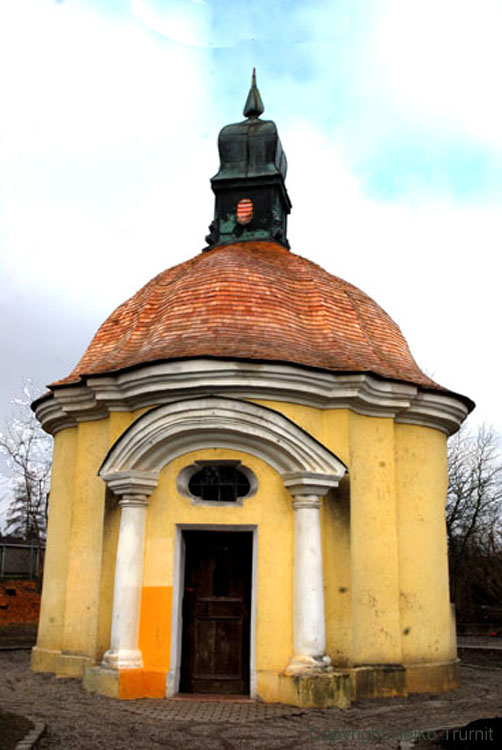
(0, 651, 501, 749)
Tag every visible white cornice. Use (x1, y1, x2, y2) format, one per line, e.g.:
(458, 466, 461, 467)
(395, 390, 471, 434)
(35, 359, 471, 436)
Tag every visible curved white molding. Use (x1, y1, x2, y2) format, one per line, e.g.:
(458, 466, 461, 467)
(99, 398, 346, 494)
(34, 358, 472, 436)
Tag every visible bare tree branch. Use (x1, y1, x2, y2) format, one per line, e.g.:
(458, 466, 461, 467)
(0, 380, 52, 547)
(447, 423, 502, 623)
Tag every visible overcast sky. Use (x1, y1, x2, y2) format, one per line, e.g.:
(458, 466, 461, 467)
(1, 0, 502, 437)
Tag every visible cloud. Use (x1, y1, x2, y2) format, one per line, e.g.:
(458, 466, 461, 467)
(372, 0, 502, 149)
(269, 1, 502, 199)
(1, 0, 501, 437)
(130, 0, 338, 48)
(0, 0, 209, 155)
(284, 119, 501, 423)
(0, 0, 217, 313)
(132, 0, 212, 47)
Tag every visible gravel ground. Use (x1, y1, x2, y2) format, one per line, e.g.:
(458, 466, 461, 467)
(0, 651, 501, 749)
(457, 635, 502, 648)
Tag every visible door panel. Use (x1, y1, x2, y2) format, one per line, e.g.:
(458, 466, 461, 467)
(180, 531, 252, 694)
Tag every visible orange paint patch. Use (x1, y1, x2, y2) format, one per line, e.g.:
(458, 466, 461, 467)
(138, 586, 172, 670)
(119, 669, 167, 699)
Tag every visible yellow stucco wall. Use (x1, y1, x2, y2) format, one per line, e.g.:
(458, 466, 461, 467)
(320, 409, 352, 664)
(143, 448, 295, 680)
(349, 413, 402, 664)
(394, 423, 455, 663)
(95, 413, 135, 660)
(322, 480, 352, 665)
(58, 419, 110, 674)
(33, 427, 78, 671)
(35, 397, 455, 697)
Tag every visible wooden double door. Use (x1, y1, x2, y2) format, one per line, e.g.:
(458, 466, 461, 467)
(180, 531, 252, 695)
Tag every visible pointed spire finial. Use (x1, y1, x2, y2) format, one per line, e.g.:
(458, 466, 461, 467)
(243, 68, 264, 118)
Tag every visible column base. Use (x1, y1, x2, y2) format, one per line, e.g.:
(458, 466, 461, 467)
(31, 646, 61, 673)
(405, 659, 460, 694)
(102, 648, 143, 669)
(84, 665, 120, 698)
(351, 664, 407, 700)
(31, 646, 95, 677)
(56, 652, 96, 678)
(284, 654, 333, 676)
(258, 669, 352, 708)
(349, 661, 459, 700)
(84, 665, 167, 699)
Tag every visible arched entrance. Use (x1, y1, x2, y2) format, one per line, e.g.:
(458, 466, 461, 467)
(98, 396, 346, 695)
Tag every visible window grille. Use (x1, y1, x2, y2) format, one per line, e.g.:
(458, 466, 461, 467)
(188, 465, 251, 503)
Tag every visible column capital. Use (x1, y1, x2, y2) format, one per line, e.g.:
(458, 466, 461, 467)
(283, 471, 340, 498)
(292, 495, 322, 510)
(100, 469, 158, 499)
(119, 494, 149, 509)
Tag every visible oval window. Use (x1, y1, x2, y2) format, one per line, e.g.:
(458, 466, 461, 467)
(236, 198, 253, 225)
(188, 465, 251, 503)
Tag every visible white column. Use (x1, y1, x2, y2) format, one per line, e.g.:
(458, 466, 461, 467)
(102, 493, 148, 670)
(293, 495, 326, 657)
(283, 472, 342, 675)
(286, 494, 331, 673)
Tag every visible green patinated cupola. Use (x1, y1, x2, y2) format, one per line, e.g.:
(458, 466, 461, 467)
(204, 70, 292, 250)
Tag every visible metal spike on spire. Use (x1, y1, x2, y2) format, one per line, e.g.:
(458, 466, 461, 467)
(243, 68, 264, 118)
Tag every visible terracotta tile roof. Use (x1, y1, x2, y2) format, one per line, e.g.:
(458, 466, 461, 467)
(53, 241, 441, 390)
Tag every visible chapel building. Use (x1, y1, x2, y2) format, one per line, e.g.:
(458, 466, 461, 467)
(32, 73, 474, 707)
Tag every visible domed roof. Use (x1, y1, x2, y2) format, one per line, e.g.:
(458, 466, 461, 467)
(54, 241, 441, 391)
